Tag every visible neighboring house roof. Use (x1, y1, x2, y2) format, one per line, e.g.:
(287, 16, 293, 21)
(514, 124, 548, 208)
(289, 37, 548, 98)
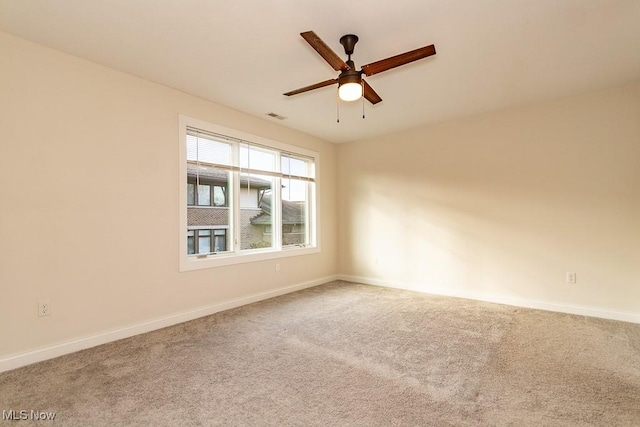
(187, 164, 271, 189)
(250, 195, 305, 225)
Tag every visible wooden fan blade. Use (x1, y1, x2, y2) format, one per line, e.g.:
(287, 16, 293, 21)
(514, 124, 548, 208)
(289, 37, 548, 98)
(362, 80, 382, 105)
(362, 44, 436, 77)
(283, 79, 338, 96)
(301, 31, 350, 72)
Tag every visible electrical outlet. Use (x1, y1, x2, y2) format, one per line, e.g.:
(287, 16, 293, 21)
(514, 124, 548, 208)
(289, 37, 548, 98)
(38, 299, 51, 317)
(275, 263, 280, 272)
(566, 272, 577, 284)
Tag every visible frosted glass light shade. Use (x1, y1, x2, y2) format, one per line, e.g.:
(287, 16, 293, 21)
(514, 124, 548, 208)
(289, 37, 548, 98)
(338, 82, 363, 101)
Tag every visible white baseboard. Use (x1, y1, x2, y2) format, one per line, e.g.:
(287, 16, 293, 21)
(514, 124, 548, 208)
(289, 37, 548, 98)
(0, 275, 339, 373)
(338, 274, 640, 325)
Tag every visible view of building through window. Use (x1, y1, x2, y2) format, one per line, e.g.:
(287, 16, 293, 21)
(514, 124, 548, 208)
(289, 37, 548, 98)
(184, 126, 315, 261)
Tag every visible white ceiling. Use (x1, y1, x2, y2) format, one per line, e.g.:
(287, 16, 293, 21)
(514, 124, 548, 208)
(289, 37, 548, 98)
(2, 1, 639, 143)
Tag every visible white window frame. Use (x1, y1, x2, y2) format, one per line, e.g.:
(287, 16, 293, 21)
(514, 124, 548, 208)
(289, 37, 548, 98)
(178, 115, 320, 271)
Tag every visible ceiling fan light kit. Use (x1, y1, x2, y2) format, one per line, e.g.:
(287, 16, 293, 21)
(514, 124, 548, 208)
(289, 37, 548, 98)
(338, 74, 363, 102)
(284, 31, 436, 112)
(338, 82, 362, 102)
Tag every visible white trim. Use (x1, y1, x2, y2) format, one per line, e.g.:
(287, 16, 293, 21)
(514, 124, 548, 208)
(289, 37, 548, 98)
(0, 275, 339, 373)
(338, 274, 640, 325)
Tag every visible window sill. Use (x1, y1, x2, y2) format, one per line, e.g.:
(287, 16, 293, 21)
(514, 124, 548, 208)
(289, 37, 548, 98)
(179, 245, 319, 271)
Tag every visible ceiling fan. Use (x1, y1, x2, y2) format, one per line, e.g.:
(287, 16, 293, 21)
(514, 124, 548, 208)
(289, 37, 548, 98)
(284, 31, 436, 105)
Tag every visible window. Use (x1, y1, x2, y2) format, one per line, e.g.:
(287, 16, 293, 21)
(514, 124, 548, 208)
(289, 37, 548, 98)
(179, 115, 319, 270)
(187, 228, 228, 255)
(187, 182, 227, 207)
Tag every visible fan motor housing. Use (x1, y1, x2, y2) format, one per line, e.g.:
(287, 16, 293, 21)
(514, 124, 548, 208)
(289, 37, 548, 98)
(339, 60, 362, 86)
(338, 71, 361, 87)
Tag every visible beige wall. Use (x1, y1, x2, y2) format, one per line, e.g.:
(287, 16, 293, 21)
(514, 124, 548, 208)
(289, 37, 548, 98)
(0, 32, 338, 359)
(338, 82, 640, 315)
(2, 29, 639, 364)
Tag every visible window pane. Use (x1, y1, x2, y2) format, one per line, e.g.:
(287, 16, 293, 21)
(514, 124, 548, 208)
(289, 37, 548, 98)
(282, 178, 309, 246)
(187, 134, 231, 166)
(187, 230, 195, 254)
(187, 164, 230, 206)
(214, 231, 226, 252)
(282, 155, 311, 178)
(187, 169, 232, 254)
(240, 144, 275, 172)
(198, 231, 211, 254)
(241, 173, 274, 250)
(213, 186, 226, 207)
(197, 184, 211, 206)
(187, 183, 195, 205)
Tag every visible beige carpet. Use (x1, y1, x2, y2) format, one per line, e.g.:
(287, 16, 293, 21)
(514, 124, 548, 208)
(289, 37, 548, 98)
(1, 281, 639, 426)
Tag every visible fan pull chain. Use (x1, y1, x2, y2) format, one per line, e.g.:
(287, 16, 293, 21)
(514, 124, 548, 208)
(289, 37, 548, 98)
(336, 90, 340, 123)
